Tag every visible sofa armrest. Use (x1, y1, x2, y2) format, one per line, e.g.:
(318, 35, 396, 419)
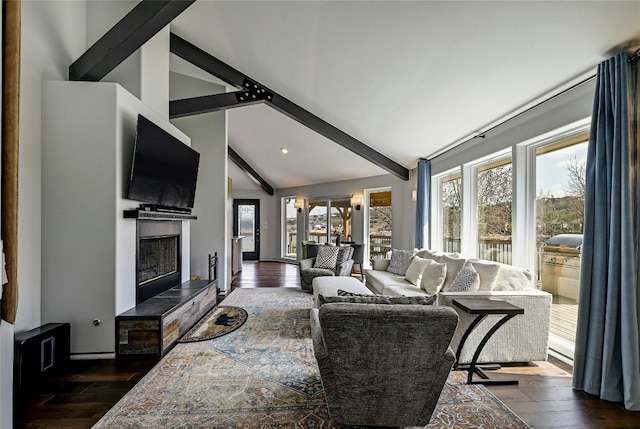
(310, 309, 327, 359)
(335, 259, 354, 276)
(299, 258, 316, 270)
(437, 290, 552, 364)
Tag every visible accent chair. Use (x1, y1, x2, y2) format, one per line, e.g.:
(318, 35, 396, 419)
(298, 245, 354, 292)
(310, 301, 458, 427)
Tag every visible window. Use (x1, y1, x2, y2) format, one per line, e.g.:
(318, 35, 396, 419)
(475, 156, 512, 264)
(441, 171, 462, 253)
(329, 198, 352, 243)
(535, 133, 588, 344)
(431, 117, 590, 360)
(366, 188, 392, 262)
(308, 200, 329, 244)
(282, 197, 297, 259)
(308, 197, 353, 245)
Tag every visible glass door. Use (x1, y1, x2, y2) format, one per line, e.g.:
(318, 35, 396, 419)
(535, 134, 588, 348)
(233, 199, 260, 261)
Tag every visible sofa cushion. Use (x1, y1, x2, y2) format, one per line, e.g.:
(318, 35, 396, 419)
(449, 261, 481, 292)
(317, 293, 437, 306)
(386, 249, 415, 275)
(468, 259, 501, 291)
(404, 255, 431, 285)
(382, 284, 431, 297)
(314, 246, 340, 269)
(420, 259, 447, 295)
(436, 254, 468, 291)
(365, 269, 411, 295)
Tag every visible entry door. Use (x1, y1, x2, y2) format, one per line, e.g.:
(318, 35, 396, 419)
(233, 199, 260, 261)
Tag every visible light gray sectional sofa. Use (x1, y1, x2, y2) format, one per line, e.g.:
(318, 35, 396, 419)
(363, 249, 552, 364)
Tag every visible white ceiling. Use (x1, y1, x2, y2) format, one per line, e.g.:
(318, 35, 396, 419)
(170, 1, 640, 192)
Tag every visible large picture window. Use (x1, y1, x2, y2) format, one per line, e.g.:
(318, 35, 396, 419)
(441, 171, 462, 253)
(535, 133, 588, 345)
(475, 156, 512, 264)
(432, 118, 590, 360)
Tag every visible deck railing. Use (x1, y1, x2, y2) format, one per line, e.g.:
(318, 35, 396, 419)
(443, 237, 513, 264)
(289, 235, 513, 264)
(287, 232, 392, 260)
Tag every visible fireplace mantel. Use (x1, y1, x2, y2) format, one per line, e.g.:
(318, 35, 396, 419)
(123, 209, 197, 221)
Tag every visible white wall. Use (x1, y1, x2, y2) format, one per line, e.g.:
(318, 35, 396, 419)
(41, 82, 191, 354)
(2, 2, 87, 426)
(430, 79, 596, 175)
(17, 0, 86, 332)
(169, 73, 230, 290)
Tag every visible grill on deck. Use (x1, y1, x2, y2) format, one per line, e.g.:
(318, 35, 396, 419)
(540, 234, 582, 302)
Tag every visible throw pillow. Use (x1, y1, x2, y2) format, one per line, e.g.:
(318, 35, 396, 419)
(317, 294, 437, 306)
(336, 246, 351, 265)
(372, 258, 391, 271)
(468, 259, 501, 291)
(436, 254, 468, 291)
(404, 255, 431, 286)
(314, 246, 340, 269)
(386, 249, 415, 275)
(448, 261, 481, 292)
(420, 259, 447, 295)
(414, 248, 443, 260)
(494, 265, 534, 291)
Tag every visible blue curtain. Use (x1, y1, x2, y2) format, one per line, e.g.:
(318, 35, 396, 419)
(415, 159, 430, 249)
(572, 52, 640, 411)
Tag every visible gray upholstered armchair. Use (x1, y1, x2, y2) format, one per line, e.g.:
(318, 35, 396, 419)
(299, 245, 354, 292)
(310, 301, 458, 427)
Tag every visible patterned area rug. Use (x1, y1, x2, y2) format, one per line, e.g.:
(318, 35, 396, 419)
(179, 306, 248, 343)
(93, 288, 530, 429)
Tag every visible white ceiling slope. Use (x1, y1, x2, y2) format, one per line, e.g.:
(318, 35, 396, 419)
(170, 1, 640, 192)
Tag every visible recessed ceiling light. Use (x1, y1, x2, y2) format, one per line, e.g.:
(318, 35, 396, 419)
(280, 148, 289, 154)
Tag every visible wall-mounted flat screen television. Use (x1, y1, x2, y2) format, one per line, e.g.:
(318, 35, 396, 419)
(127, 114, 200, 209)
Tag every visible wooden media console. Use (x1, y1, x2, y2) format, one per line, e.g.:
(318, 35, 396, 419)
(115, 279, 217, 358)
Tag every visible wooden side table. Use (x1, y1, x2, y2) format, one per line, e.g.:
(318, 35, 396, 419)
(452, 298, 524, 385)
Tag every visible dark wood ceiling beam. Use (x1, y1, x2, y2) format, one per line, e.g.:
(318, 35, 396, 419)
(170, 80, 274, 118)
(228, 147, 274, 196)
(69, 1, 195, 81)
(170, 33, 246, 88)
(170, 92, 260, 118)
(170, 33, 410, 181)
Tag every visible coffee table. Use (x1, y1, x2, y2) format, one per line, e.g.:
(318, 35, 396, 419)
(452, 298, 524, 385)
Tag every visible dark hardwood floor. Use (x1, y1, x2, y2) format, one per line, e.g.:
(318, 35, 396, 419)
(15, 261, 637, 428)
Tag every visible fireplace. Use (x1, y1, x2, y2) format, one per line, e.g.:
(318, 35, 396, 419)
(136, 220, 182, 304)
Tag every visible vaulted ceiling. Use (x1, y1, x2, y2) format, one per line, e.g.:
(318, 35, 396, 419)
(167, 2, 640, 191)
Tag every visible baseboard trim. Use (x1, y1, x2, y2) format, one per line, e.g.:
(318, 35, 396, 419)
(71, 352, 116, 360)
